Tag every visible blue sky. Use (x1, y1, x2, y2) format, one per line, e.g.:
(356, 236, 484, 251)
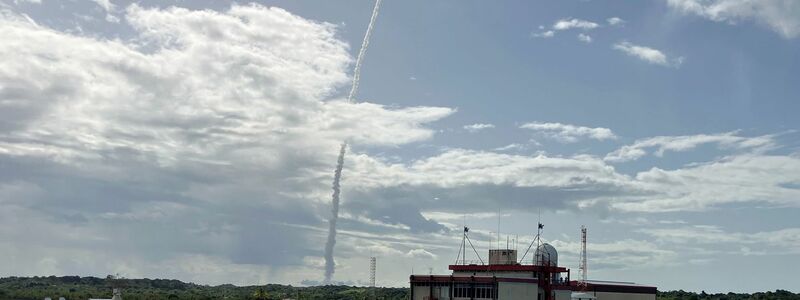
(1, 0, 799, 293)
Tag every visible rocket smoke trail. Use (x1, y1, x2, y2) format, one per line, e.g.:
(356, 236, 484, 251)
(324, 0, 382, 283)
(347, 0, 382, 102)
(324, 143, 346, 283)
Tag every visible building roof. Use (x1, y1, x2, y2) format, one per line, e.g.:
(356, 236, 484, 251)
(410, 275, 567, 286)
(448, 264, 568, 273)
(569, 280, 656, 294)
(582, 280, 653, 287)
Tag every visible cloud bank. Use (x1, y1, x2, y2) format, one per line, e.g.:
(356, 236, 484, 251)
(0, 3, 451, 285)
(1, 1, 799, 290)
(667, 0, 800, 38)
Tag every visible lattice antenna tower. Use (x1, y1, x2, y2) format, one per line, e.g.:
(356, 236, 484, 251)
(369, 256, 376, 287)
(579, 225, 588, 288)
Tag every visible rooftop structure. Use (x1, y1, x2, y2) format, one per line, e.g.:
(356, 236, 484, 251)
(409, 224, 656, 300)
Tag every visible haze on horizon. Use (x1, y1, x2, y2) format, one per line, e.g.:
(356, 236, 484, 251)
(1, 0, 799, 293)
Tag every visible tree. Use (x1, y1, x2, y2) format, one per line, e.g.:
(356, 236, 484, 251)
(253, 287, 269, 300)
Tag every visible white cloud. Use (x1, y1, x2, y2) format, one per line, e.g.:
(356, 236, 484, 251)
(89, 0, 119, 23)
(640, 225, 800, 255)
(613, 41, 684, 67)
(604, 132, 776, 162)
(553, 18, 600, 30)
(493, 143, 525, 152)
(91, 0, 114, 12)
(532, 30, 555, 38)
(342, 154, 626, 240)
(406, 248, 437, 259)
(615, 154, 800, 212)
(549, 238, 677, 269)
(463, 123, 495, 133)
(0, 3, 452, 285)
(535, 18, 599, 39)
(577, 33, 592, 43)
(348, 145, 800, 214)
(421, 211, 503, 222)
(346, 149, 628, 191)
(547, 225, 800, 272)
(666, 0, 800, 39)
(607, 17, 625, 26)
(520, 122, 616, 142)
(105, 14, 120, 23)
(0, 4, 452, 161)
(2, 1, 799, 288)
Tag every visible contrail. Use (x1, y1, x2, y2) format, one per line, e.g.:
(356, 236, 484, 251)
(324, 0, 382, 284)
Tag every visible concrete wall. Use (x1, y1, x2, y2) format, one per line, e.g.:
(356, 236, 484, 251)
(413, 282, 654, 300)
(594, 291, 655, 300)
(410, 285, 453, 300)
(489, 249, 518, 265)
(498, 282, 538, 300)
(554, 290, 571, 300)
(412, 285, 430, 300)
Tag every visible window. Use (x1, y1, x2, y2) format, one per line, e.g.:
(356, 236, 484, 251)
(453, 284, 471, 298)
(475, 284, 494, 299)
(453, 284, 494, 299)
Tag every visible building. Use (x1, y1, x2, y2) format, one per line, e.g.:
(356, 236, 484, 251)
(409, 228, 656, 300)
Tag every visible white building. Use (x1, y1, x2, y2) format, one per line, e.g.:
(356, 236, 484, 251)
(410, 244, 656, 300)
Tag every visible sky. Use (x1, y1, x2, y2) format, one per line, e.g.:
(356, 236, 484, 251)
(1, 0, 799, 293)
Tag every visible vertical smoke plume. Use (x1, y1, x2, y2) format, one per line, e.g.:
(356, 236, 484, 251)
(323, 0, 382, 283)
(324, 143, 346, 282)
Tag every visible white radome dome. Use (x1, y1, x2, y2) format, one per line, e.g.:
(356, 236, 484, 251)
(534, 243, 558, 266)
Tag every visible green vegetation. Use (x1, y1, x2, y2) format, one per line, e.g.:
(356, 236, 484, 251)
(657, 290, 800, 300)
(0, 276, 407, 300)
(1, 276, 797, 300)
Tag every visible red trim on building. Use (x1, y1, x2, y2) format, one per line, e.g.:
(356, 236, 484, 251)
(448, 264, 568, 273)
(409, 276, 656, 294)
(410, 275, 564, 286)
(568, 281, 657, 294)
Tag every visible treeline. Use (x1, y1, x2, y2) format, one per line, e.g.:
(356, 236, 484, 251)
(0, 276, 407, 300)
(1, 276, 798, 300)
(658, 290, 800, 300)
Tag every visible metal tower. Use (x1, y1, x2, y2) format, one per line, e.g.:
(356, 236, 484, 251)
(369, 256, 376, 287)
(579, 225, 588, 288)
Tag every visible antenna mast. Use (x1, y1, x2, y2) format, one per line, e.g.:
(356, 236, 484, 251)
(497, 207, 501, 250)
(519, 222, 543, 264)
(454, 226, 484, 265)
(579, 225, 588, 289)
(369, 256, 376, 287)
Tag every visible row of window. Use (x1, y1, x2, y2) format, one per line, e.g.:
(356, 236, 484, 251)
(453, 284, 495, 299)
